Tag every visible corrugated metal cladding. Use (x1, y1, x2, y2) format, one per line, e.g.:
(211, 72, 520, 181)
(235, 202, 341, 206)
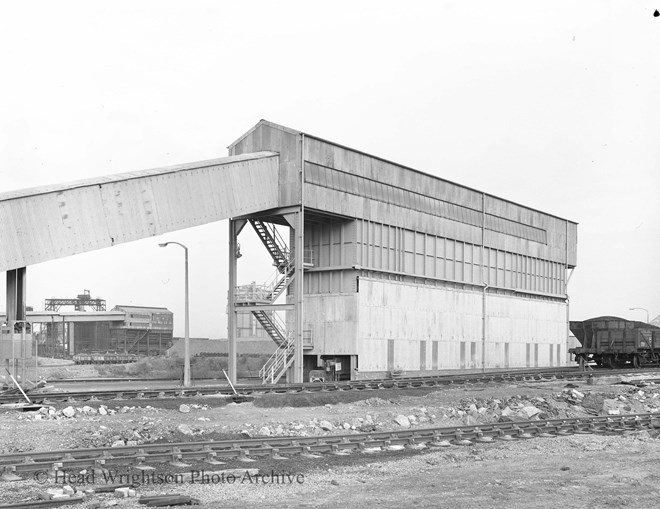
(305, 163, 547, 244)
(302, 138, 576, 266)
(352, 220, 567, 297)
(0, 152, 280, 271)
(228, 120, 577, 267)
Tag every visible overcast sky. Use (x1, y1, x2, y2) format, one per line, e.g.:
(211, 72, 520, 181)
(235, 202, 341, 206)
(1, 1, 658, 337)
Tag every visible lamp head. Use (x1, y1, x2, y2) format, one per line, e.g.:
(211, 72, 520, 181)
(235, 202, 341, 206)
(159, 243, 169, 248)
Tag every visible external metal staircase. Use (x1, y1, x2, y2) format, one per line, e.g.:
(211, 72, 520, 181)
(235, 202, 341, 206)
(259, 334, 295, 384)
(249, 219, 289, 271)
(237, 219, 299, 384)
(252, 309, 287, 347)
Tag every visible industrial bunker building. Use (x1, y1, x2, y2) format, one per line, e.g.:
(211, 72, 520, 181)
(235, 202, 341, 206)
(0, 120, 577, 384)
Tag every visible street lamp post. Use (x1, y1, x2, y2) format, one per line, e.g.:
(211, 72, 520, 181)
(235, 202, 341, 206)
(159, 241, 190, 387)
(629, 307, 649, 323)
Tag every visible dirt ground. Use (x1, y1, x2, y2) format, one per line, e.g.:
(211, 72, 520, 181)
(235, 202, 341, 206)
(1, 372, 660, 508)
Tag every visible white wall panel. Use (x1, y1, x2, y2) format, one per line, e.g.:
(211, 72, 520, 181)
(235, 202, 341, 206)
(356, 279, 567, 372)
(303, 294, 358, 355)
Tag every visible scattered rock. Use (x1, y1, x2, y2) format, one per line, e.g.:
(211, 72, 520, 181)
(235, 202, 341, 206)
(464, 415, 478, 426)
(602, 399, 626, 415)
(520, 406, 541, 419)
(395, 415, 411, 428)
(319, 420, 333, 431)
(501, 406, 514, 417)
(179, 404, 191, 413)
(62, 407, 76, 418)
(177, 424, 194, 436)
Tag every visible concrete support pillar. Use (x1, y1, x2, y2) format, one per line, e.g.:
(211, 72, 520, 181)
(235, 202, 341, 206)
(69, 322, 75, 355)
(63, 316, 68, 356)
(293, 208, 304, 383)
(228, 219, 238, 384)
(6, 267, 27, 331)
(482, 284, 488, 372)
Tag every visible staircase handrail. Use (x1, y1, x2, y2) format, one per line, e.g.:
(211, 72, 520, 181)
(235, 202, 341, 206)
(264, 262, 295, 301)
(234, 283, 271, 303)
(266, 222, 290, 261)
(268, 311, 288, 339)
(258, 332, 294, 383)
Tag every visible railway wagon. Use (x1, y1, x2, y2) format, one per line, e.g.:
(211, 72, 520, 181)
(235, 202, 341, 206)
(569, 316, 660, 369)
(73, 352, 139, 364)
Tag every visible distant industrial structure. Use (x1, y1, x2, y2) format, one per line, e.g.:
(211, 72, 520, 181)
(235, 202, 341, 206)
(44, 289, 106, 312)
(1, 292, 173, 359)
(0, 120, 577, 384)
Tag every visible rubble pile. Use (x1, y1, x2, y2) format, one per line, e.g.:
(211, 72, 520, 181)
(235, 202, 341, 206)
(3, 379, 660, 455)
(245, 414, 384, 437)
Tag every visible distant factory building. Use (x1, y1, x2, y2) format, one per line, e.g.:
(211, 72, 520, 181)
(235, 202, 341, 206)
(2, 303, 175, 358)
(110, 305, 174, 355)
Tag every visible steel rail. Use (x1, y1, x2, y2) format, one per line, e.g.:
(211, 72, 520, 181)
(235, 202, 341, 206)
(1, 413, 658, 480)
(1, 367, 659, 405)
(0, 496, 84, 508)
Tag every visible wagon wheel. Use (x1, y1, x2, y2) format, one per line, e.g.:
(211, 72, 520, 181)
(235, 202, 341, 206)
(632, 354, 643, 369)
(606, 356, 618, 369)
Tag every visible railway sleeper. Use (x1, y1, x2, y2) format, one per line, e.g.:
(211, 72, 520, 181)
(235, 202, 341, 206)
(300, 446, 322, 459)
(0, 466, 21, 482)
(405, 439, 426, 450)
(2, 415, 660, 480)
(358, 444, 383, 454)
(168, 449, 190, 468)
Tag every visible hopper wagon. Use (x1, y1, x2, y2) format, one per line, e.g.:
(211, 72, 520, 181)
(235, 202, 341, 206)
(73, 352, 139, 365)
(569, 316, 660, 369)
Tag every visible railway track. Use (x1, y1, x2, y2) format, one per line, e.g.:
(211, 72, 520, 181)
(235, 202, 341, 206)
(0, 413, 658, 482)
(2, 367, 658, 405)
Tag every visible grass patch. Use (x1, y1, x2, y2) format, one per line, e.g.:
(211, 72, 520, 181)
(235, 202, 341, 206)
(96, 355, 270, 379)
(46, 368, 75, 380)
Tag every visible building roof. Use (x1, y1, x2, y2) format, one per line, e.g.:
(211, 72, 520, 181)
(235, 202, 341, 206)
(0, 152, 273, 203)
(229, 119, 578, 225)
(112, 305, 172, 314)
(1, 311, 125, 323)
